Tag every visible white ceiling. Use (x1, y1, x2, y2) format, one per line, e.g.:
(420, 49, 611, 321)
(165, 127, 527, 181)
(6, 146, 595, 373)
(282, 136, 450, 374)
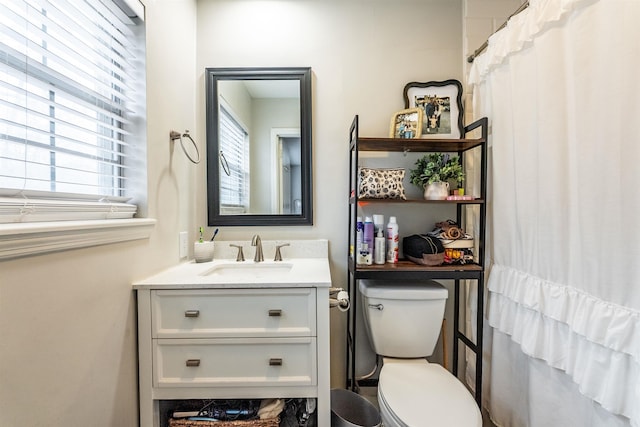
(243, 80, 300, 99)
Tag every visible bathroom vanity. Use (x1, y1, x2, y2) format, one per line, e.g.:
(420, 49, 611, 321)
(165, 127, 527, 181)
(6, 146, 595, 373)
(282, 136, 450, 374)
(133, 240, 332, 427)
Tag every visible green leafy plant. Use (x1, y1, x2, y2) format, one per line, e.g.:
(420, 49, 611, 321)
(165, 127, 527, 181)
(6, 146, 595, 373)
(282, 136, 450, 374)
(409, 153, 465, 187)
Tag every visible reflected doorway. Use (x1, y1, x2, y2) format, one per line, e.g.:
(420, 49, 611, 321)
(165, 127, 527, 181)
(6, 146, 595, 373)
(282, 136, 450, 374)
(271, 128, 301, 214)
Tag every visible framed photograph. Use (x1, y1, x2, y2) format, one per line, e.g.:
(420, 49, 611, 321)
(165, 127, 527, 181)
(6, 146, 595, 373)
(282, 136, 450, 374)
(389, 107, 423, 139)
(403, 79, 464, 139)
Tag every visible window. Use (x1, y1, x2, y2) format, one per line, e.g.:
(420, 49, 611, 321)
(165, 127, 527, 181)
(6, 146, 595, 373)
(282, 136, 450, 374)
(0, 0, 146, 223)
(218, 105, 249, 214)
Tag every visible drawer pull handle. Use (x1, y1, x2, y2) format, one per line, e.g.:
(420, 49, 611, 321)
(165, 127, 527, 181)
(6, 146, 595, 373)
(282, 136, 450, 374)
(184, 310, 200, 318)
(269, 358, 283, 366)
(268, 309, 282, 317)
(186, 359, 201, 367)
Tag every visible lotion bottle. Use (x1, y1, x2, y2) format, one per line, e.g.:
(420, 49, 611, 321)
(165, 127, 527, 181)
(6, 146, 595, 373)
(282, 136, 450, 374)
(355, 217, 364, 263)
(374, 229, 386, 264)
(386, 216, 399, 263)
(363, 216, 374, 265)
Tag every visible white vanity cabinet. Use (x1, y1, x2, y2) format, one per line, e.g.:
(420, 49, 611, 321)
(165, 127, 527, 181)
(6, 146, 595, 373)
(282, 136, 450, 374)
(152, 288, 317, 389)
(134, 241, 332, 427)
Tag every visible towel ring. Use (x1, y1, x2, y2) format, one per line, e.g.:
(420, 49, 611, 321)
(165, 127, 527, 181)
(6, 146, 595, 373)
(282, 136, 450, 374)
(170, 130, 200, 164)
(219, 150, 231, 176)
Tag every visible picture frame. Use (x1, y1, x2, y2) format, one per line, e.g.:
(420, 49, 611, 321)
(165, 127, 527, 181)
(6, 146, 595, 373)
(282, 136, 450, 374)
(403, 79, 464, 139)
(389, 107, 423, 139)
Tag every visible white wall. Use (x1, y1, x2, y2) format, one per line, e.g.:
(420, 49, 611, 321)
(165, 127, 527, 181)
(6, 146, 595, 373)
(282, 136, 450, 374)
(0, 1, 199, 426)
(463, 0, 526, 120)
(195, 0, 463, 386)
(0, 1, 465, 426)
(251, 98, 300, 213)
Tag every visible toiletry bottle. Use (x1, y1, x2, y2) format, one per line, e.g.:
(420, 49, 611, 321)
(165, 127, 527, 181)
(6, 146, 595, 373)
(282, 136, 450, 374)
(363, 216, 374, 265)
(355, 217, 364, 263)
(374, 229, 386, 264)
(386, 216, 399, 263)
(373, 214, 384, 236)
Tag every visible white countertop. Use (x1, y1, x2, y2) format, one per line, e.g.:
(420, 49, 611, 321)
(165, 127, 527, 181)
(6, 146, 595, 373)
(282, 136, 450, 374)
(133, 239, 332, 289)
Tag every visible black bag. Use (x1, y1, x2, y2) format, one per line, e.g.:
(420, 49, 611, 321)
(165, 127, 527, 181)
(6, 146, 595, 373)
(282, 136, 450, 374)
(403, 234, 445, 266)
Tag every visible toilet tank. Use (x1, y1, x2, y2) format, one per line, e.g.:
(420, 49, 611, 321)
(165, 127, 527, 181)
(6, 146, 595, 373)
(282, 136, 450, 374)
(359, 280, 448, 358)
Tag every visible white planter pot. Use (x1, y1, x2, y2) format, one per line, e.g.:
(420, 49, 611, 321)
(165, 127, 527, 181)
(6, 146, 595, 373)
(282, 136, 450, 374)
(424, 181, 450, 200)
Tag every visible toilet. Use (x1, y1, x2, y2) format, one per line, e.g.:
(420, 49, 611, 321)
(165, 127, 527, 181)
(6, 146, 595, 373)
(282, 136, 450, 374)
(359, 280, 482, 427)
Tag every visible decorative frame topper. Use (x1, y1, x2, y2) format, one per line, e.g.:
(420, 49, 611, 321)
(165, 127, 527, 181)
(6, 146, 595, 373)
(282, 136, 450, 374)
(403, 79, 464, 139)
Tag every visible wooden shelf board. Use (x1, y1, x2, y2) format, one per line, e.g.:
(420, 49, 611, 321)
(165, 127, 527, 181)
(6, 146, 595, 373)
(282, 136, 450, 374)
(353, 197, 485, 205)
(353, 137, 485, 152)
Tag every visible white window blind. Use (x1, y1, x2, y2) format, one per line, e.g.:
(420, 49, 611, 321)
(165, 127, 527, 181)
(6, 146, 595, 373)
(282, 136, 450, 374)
(0, 0, 145, 223)
(219, 106, 249, 213)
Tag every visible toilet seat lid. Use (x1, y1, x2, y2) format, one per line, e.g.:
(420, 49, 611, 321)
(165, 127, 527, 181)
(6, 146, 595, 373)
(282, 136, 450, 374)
(379, 361, 482, 427)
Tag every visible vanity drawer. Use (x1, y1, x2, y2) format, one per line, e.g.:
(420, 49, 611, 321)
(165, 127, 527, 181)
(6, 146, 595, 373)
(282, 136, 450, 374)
(153, 337, 317, 388)
(151, 288, 316, 338)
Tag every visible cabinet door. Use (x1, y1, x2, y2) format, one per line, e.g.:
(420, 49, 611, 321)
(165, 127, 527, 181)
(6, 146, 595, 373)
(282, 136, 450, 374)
(151, 288, 316, 338)
(153, 337, 317, 388)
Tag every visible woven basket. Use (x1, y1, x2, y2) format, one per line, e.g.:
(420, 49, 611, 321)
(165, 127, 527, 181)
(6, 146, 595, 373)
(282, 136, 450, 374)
(168, 417, 279, 427)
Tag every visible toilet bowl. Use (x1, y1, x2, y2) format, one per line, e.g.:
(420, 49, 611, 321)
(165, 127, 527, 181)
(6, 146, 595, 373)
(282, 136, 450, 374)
(359, 280, 482, 427)
(377, 358, 482, 427)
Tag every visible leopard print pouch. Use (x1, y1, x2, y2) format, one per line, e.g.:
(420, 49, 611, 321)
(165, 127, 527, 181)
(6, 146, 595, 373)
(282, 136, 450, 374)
(358, 167, 406, 200)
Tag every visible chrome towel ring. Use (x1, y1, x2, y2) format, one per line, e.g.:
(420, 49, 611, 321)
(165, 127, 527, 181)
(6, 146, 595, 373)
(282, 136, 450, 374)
(169, 130, 200, 164)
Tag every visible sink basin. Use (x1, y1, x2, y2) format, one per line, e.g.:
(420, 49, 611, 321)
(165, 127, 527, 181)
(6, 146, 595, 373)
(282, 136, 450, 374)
(201, 262, 293, 278)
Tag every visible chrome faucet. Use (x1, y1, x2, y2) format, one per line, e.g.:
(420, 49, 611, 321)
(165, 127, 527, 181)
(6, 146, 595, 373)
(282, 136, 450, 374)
(274, 243, 290, 261)
(251, 234, 264, 262)
(229, 244, 245, 262)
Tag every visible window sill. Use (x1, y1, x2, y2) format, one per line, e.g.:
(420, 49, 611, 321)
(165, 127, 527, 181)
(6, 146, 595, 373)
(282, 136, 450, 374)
(0, 218, 156, 261)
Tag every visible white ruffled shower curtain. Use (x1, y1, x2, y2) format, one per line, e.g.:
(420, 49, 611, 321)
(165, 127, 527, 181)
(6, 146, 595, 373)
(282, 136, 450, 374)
(468, 0, 640, 426)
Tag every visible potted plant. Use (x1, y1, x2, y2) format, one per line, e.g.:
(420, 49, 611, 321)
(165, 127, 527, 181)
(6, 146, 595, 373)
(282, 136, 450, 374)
(409, 153, 465, 200)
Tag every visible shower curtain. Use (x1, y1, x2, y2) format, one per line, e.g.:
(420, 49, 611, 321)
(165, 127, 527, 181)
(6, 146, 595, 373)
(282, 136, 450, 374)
(468, 0, 640, 426)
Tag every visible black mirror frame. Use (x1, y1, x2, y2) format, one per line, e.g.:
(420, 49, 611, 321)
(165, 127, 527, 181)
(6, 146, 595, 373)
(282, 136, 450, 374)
(205, 67, 313, 226)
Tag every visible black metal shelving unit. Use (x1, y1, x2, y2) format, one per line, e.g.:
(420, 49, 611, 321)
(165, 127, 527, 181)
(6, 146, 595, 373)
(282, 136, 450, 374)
(346, 115, 488, 406)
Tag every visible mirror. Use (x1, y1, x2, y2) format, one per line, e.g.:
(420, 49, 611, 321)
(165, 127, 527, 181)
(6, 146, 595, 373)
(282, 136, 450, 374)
(206, 67, 312, 226)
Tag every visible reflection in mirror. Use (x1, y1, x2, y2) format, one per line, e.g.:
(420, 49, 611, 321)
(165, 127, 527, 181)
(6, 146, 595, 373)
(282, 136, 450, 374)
(206, 68, 312, 226)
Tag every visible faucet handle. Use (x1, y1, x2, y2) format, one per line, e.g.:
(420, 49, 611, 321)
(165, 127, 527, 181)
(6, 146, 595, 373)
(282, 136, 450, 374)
(229, 244, 245, 262)
(274, 243, 290, 261)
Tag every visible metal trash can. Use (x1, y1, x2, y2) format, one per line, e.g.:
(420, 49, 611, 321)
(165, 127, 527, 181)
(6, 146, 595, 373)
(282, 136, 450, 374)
(330, 389, 382, 427)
